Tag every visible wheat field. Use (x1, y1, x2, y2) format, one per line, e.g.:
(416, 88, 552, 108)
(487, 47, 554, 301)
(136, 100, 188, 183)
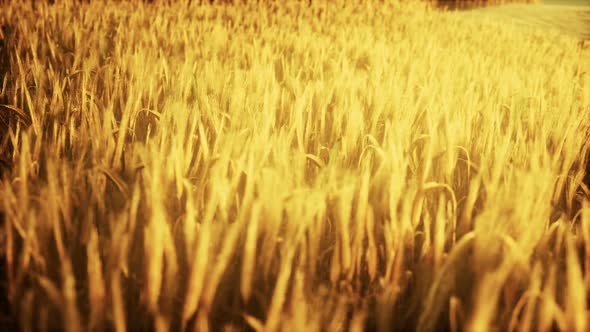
(1, 0, 589, 331)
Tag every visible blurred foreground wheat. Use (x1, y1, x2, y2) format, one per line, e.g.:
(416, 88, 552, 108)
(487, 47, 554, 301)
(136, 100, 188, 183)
(1, 1, 589, 331)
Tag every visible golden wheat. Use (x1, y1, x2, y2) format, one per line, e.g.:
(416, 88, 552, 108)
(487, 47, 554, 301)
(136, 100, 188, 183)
(1, 0, 589, 331)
